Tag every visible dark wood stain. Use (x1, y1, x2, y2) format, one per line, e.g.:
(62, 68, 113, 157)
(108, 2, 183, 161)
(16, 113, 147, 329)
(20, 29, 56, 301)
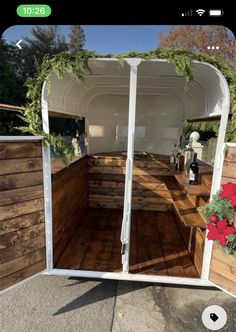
(88, 153, 174, 211)
(56, 208, 199, 278)
(0, 140, 45, 291)
(52, 156, 88, 265)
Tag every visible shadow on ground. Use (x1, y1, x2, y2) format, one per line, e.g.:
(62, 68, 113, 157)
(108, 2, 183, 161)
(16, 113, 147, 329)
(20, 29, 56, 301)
(54, 278, 228, 320)
(54, 279, 119, 315)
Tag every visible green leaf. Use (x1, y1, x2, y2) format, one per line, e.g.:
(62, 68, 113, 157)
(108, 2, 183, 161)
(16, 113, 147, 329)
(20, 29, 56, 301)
(227, 234, 236, 242)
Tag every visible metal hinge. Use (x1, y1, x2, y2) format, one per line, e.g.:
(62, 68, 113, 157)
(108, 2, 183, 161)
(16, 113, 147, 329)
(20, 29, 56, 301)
(121, 243, 126, 255)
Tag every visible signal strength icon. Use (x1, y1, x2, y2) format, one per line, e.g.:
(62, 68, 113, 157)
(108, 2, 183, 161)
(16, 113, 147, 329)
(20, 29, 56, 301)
(196, 9, 205, 16)
(182, 9, 193, 16)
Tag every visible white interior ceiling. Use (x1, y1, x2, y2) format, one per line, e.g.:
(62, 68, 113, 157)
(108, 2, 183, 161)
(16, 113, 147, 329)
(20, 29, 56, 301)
(43, 59, 229, 154)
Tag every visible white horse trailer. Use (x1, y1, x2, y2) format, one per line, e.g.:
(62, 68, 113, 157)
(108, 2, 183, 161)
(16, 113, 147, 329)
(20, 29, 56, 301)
(1, 58, 235, 298)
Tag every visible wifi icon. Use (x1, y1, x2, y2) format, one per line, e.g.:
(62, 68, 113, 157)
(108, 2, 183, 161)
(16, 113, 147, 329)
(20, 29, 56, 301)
(196, 9, 205, 16)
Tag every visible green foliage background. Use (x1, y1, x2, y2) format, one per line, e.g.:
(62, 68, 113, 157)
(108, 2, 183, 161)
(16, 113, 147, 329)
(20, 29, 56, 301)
(203, 193, 234, 221)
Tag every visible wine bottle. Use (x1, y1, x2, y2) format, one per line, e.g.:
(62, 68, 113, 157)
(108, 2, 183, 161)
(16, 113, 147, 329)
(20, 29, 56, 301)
(189, 153, 199, 185)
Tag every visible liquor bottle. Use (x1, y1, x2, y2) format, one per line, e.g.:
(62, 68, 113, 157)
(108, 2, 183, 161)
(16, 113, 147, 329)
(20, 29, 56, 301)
(170, 145, 175, 166)
(175, 145, 182, 170)
(175, 152, 180, 170)
(189, 153, 199, 185)
(178, 149, 185, 171)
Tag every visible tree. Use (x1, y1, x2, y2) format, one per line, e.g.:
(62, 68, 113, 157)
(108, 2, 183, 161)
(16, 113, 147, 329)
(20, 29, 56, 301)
(0, 38, 27, 134)
(0, 38, 26, 104)
(16, 25, 86, 78)
(158, 26, 236, 141)
(68, 25, 86, 52)
(0, 25, 86, 134)
(158, 26, 236, 68)
(20, 26, 68, 78)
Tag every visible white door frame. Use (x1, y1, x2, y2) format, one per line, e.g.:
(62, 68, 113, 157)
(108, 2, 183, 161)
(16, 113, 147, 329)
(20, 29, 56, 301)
(200, 64, 231, 282)
(120, 58, 142, 273)
(43, 268, 212, 287)
(41, 82, 54, 272)
(40, 58, 231, 293)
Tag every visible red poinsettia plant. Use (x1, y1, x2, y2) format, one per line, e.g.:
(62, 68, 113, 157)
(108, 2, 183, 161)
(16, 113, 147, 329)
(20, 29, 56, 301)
(203, 182, 236, 257)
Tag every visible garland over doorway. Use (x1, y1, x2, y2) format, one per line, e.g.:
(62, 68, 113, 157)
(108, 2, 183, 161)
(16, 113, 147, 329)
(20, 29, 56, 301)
(18, 49, 236, 161)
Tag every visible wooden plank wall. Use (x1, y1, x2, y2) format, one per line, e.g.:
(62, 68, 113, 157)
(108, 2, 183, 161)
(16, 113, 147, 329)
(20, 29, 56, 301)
(220, 146, 236, 184)
(174, 218, 206, 276)
(88, 155, 173, 211)
(0, 140, 45, 291)
(209, 145, 236, 295)
(52, 156, 88, 264)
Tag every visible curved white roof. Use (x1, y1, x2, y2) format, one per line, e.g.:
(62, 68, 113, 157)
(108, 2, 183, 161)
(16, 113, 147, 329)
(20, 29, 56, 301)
(43, 58, 229, 119)
(42, 58, 230, 154)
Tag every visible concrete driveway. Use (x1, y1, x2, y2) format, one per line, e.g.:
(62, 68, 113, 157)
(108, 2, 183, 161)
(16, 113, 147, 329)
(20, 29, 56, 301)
(1, 275, 236, 332)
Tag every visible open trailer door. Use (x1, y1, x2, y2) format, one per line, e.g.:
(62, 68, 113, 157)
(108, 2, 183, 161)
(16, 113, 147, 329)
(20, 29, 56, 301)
(0, 137, 49, 292)
(209, 245, 236, 297)
(208, 143, 236, 297)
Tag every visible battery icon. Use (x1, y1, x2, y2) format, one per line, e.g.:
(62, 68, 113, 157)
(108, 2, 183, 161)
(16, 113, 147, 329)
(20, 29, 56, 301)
(209, 9, 223, 16)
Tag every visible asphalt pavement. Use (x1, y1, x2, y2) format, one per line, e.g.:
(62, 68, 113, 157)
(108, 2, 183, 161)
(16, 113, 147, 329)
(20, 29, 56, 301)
(1, 275, 236, 332)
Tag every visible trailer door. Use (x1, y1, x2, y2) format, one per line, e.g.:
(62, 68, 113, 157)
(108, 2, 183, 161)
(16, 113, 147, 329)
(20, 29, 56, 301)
(208, 144, 236, 298)
(0, 138, 48, 291)
(208, 245, 236, 297)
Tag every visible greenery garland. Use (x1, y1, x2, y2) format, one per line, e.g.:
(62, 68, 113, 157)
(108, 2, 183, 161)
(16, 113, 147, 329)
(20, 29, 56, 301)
(18, 48, 236, 161)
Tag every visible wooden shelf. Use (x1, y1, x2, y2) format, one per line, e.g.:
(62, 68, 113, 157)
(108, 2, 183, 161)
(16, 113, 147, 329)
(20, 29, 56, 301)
(174, 174, 210, 197)
(172, 195, 206, 228)
(166, 179, 207, 229)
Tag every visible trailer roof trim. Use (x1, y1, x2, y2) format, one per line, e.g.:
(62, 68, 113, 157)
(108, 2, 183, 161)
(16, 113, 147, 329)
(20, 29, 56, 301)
(42, 58, 230, 121)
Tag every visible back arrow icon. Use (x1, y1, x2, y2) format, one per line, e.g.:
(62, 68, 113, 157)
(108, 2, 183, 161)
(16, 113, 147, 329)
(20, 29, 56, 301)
(16, 40, 22, 49)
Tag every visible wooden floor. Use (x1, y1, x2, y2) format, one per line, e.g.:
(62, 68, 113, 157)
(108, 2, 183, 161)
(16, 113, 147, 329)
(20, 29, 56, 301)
(55, 208, 199, 278)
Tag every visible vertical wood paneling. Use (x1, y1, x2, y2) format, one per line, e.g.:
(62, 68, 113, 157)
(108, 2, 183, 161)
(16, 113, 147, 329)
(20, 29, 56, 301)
(52, 156, 88, 264)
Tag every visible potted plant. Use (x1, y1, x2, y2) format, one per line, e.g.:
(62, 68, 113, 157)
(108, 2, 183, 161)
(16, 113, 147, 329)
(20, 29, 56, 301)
(202, 182, 236, 257)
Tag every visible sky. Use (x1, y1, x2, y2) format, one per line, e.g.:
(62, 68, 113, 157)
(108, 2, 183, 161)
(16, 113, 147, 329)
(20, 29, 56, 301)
(2, 25, 170, 53)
